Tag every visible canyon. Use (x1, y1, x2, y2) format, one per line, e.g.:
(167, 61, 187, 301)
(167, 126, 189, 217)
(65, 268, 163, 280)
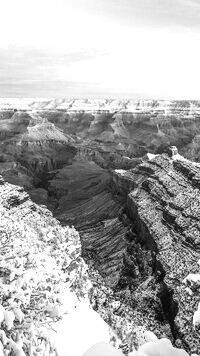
(1, 98, 200, 354)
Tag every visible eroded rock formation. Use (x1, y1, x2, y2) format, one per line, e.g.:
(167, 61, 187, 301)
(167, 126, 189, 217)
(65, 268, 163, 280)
(1, 99, 200, 221)
(1, 99, 200, 179)
(115, 147, 200, 354)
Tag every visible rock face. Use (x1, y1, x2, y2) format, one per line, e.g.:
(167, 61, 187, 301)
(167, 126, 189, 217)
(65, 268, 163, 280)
(114, 147, 200, 354)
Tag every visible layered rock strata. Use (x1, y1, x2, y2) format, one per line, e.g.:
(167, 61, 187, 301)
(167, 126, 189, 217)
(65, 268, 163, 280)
(2, 99, 200, 196)
(114, 147, 200, 354)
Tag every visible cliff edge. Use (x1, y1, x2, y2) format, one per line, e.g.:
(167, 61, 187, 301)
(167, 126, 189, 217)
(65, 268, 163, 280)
(0, 176, 112, 355)
(114, 147, 200, 354)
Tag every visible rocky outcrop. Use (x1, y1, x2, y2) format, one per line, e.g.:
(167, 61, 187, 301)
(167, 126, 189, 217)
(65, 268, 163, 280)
(0, 174, 172, 355)
(0, 175, 99, 355)
(114, 147, 200, 354)
(112, 170, 138, 196)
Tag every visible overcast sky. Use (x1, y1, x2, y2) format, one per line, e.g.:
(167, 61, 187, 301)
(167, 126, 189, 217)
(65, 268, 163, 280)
(0, 0, 200, 99)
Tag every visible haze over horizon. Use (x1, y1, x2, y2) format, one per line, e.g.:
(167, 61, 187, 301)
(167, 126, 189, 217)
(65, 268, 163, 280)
(0, 0, 200, 99)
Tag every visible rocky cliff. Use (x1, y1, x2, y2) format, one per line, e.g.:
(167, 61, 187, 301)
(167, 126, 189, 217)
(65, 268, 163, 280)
(0, 173, 173, 355)
(0, 175, 96, 355)
(113, 147, 200, 354)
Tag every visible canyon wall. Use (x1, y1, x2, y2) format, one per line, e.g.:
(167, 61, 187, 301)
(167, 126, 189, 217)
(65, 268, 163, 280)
(1, 99, 200, 160)
(1, 99, 200, 353)
(115, 148, 200, 354)
(1, 98, 200, 213)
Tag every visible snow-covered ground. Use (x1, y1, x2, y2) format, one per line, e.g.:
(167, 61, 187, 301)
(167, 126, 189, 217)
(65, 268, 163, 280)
(0, 180, 111, 356)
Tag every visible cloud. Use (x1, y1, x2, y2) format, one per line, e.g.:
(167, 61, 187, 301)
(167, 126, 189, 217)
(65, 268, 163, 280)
(1, 27, 200, 99)
(77, 0, 200, 28)
(0, 46, 104, 81)
(0, 0, 200, 98)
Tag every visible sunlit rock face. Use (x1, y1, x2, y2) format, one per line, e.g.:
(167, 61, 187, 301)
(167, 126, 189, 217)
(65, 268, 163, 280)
(115, 148, 200, 354)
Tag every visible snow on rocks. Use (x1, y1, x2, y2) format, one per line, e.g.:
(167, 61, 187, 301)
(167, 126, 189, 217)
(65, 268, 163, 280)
(182, 266, 200, 331)
(0, 177, 100, 355)
(0, 307, 4, 325)
(182, 274, 200, 285)
(39, 302, 111, 356)
(3, 311, 15, 331)
(192, 302, 200, 329)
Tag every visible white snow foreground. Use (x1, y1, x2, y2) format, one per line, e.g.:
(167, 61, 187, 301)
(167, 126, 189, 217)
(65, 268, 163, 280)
(40, 301, 110, 356)
(0, 195, 110, 356)
(183, 269, 200, 329)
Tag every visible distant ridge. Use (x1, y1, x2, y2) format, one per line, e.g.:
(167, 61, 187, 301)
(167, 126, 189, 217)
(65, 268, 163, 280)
(1, 98, 200, 113)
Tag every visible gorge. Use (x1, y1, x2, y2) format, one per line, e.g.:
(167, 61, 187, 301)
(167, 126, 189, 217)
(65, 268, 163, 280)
(1, 98, 200, 354)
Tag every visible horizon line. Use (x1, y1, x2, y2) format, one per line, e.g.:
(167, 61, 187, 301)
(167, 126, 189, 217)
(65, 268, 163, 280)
(1, 97, 200, 101)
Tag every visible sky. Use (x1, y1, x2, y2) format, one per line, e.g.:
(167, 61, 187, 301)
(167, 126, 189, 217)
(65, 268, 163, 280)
(0, 0, 200, 99)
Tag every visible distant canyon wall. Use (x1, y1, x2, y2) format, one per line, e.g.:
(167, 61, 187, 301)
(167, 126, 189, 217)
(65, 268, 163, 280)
(0, 99, 200, 212)
(0, 99, 200, 160)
